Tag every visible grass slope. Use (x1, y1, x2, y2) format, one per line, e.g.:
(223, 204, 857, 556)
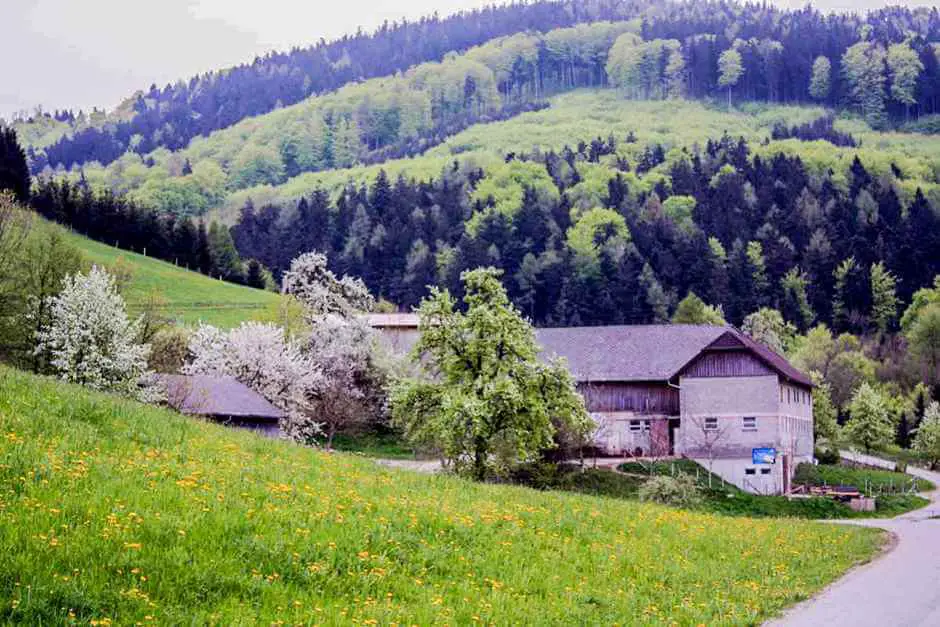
(66, 229, 278, 328)
(0, 366, 883, 624)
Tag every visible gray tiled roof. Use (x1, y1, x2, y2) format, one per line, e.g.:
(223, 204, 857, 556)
(374, 322, 813, 387)
(537, 324, 728, 382)
(159, 374, 284, 420)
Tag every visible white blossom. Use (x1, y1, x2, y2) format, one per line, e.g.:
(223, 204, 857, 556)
(35, 266, 162, 402)
(281, 252, 373, 321)
(183, 321, 325, 438)
(283, 315, 391, 446)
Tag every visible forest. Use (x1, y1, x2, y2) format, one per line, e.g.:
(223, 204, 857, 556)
(12, 0, 940, 181)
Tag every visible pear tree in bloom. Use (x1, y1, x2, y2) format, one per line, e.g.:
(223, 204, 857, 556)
(280, 251, 391, 447)
(292, 314, 392, 447)
(391, 267, 591, 480)
(281, 252, 374, 322)
(35, 265, 161, 402)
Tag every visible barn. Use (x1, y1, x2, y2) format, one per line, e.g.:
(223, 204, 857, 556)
(368, 315, 814, 495)
(160, 374, 284, 437)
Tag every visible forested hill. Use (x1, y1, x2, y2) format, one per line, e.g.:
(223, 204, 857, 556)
(5, 0, 940, 341)
(15, 0, 611, 170)
(14, 0, 940, 175)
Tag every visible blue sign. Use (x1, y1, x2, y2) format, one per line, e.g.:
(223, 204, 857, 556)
(752, 448, 776, 465)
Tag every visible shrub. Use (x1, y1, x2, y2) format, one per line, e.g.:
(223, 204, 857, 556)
(794, 462, 822, 485)
(148, 326, 191, 374)
(638, 474, 701, 507)
(815, 447, 841, 465)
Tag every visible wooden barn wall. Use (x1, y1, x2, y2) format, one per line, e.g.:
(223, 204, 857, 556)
(579, 383, 679, 415)
(681, 350, 775, 378)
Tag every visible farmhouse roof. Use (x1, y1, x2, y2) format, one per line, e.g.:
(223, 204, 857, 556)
(365, 317, 813, 388)
(365, 313, 421, 328)
(159, 374, 284, 421)
(537, 325, 813, 387)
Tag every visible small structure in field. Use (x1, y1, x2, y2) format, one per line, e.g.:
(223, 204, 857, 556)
(160, 374, 283, 437)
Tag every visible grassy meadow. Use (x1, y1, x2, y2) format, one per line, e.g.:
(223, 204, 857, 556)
(66, 230, 279, 328)
(0, 366, 884, 624)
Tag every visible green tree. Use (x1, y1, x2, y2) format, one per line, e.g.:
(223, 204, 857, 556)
(832, 257, 857, 332)
(907, 303, 940, 386)
(639, 263, 671, 323)
(207, 222, 244, 282)
(887, 41, 924, 120)
(746, 241, 769, 307)
(391, 268, 591, 480)
(845, 383, 894, 454)
(0, 208, 84, 370)
(842, 41, 888, 128)
(781, 268, 814, 331)
(742, 308, 796, 354)
(809, 56, 832, 101)
(810, 372, 839, 445)
(913, 402, 940, 469)
(718, 48, 744, 109)
(0, 128, 31, 203)
(230, 144, 285, 189)
(870, 262, 898, 333)
(901, 276, 940, 333)
(671, 292, 725, 325)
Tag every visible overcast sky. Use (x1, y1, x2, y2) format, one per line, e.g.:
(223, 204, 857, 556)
(2, 0, 934, 120)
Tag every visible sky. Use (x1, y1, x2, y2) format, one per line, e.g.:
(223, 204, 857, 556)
(2, 0, 935, 120)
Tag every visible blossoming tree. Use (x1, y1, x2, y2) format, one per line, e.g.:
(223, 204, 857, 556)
(35, 265, 161, 402)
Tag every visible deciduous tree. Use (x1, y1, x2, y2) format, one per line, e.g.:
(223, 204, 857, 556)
(391, 267, 590, 480)
(718, 48, 744, 109)
(809, 56, 832, 101)
(914, 402, 940, 468)
(36, 266, 160, 402)
(846, 383, 894, 454)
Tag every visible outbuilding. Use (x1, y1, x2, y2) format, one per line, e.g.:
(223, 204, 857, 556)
(160, 374, 284, 437)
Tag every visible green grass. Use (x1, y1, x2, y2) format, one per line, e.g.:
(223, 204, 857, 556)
(610, 460, 930, 519)
(65, 229, 279, 328)
(0, 365, 884, 624)
(795, 463, 934, 494)
(330, 431, 424, 460)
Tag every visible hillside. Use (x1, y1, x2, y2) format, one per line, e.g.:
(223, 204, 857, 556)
(66, 229, 278, 328)
(15, 1, 940, 179)
(220, 93, 848, 215)
(0, 365, 882, 624)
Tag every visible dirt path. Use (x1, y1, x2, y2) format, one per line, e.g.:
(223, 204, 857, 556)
(768, 452, 940, 627)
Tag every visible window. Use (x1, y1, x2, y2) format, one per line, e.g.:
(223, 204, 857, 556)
(629, 420, 650, 433)
(742, 416, 757, 431)
(704, 417, 718, 431)
(760, 468, 772, 475)
(745, 468, 756, 475)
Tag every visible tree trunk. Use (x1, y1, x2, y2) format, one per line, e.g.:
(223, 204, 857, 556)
(473, 436, 488, 481)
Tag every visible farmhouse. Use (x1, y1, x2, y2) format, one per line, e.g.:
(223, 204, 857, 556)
(368, 315, 814, 495)
(160, 374, 284, 437)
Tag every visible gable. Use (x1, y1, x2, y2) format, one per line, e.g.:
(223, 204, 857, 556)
(679, 349, 776, 379)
